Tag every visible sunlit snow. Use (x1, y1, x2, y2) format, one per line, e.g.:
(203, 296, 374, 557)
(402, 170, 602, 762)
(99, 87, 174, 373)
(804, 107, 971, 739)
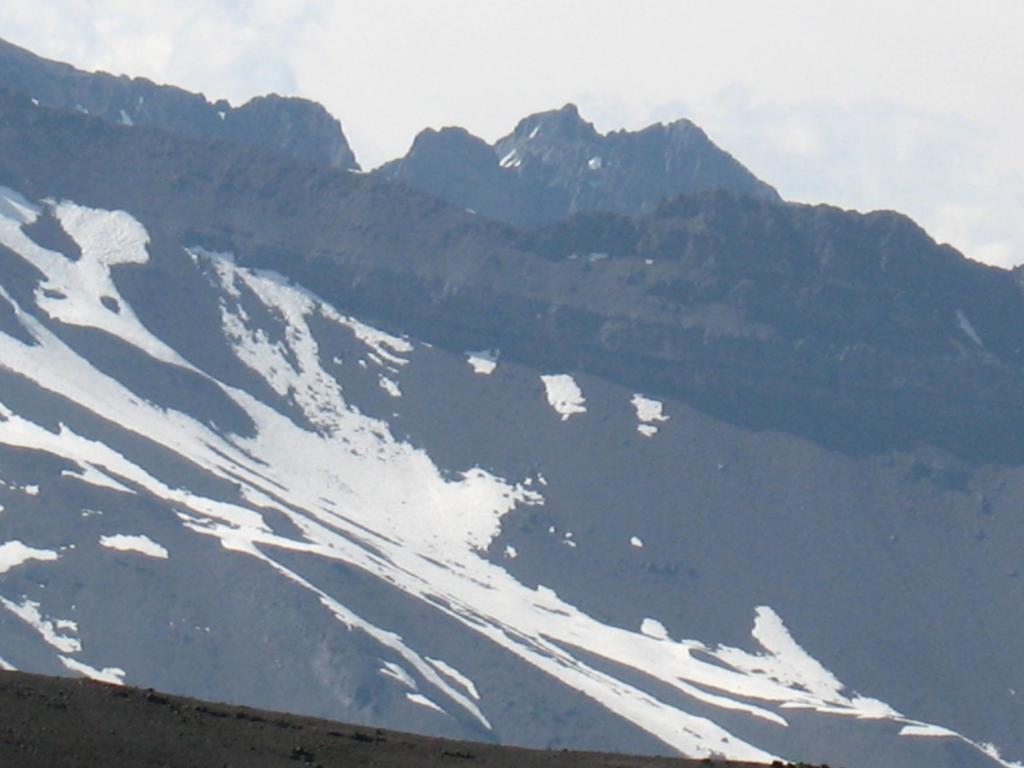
(0, 189, 1013, 765)
(466, 350, 498, 375)
(59, 655, 125, 685)
(540, 374, 586, 420)
(99, 534, 169, 559)
(632, 394, 668, 437)
(0, 541, 59, 574)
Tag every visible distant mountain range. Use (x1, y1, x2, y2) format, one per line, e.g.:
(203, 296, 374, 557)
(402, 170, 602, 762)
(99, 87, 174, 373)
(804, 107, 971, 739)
(0, 37, 1022, 768)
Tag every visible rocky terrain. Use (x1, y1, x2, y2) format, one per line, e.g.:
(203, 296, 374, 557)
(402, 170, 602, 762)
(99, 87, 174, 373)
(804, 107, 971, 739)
(0, 39, 1022, 768)
(377, 103, 779, 226)
(0, 37, 359, 170)
(0, 671, 786, 768)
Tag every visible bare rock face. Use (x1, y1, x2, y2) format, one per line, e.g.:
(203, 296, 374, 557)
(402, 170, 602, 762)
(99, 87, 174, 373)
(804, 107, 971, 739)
(378, 103, 779, 226)
(0, 37, 359, 171)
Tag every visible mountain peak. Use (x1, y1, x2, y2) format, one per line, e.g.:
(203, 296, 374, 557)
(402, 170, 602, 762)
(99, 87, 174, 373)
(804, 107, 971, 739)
(0, 35, 360, 171)
(511, 102, 598, 143)
(380, 104, 778, 226)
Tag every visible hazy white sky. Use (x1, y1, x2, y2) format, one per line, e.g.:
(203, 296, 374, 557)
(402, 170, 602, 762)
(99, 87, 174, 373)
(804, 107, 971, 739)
(1, 1, 1021, 267)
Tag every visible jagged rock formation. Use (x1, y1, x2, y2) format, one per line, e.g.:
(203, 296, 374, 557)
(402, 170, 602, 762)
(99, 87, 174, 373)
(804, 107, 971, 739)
(377, 103, 779, 226)
(0, 37, 359, 170)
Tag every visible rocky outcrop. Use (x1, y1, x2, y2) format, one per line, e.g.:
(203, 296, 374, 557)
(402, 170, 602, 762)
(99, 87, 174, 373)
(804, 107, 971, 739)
(0, 37, 359, 170)
(377, 103, 778, 226)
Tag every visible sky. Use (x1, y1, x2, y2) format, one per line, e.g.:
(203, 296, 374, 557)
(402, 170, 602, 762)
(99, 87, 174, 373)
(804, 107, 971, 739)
(1, 0, 1021, 267)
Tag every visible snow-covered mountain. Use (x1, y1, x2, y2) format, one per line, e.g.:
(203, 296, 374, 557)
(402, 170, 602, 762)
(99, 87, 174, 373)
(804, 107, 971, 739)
(1, 44, 1024, 768)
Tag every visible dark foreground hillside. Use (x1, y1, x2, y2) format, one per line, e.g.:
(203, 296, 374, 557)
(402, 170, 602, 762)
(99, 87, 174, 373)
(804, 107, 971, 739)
(0, 671, 797, 768)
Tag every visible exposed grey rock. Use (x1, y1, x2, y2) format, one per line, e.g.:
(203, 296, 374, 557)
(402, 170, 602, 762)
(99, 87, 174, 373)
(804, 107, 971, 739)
(378, 103, 778, 226)
(0, 36, 359, 170)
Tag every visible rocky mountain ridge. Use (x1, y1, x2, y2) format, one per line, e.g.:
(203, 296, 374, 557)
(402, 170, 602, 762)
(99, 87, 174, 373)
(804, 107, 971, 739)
(377, 103, 780, 226)
(1, 88, 1021, 462)
(0, 37, 359, 171)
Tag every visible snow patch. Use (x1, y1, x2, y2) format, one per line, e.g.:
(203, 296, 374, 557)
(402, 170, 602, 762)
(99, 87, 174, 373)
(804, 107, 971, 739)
(540, 374, 586, 420)
(632, 394, 668, 436)
(378, 376, 402, 398)
(406, 692, 446, 714)
(0, 541, 59, 573)
(900, 723, 959, 738)
(630, 536, 644, 548)
(1, 598, 81, 653)
(956, 309, 985, 348)
(641, 618, 669, 640)
(499, 149, 521, 168)
(61, 463, 135, 494)
(466, 350, 498, 375)
(427, 657, 481, 701)
(99, 534, 169, 559)
(587, 156, 603, 170)
(118, 109, 134, 127)
(380, 661, 416, 689)
(59, 655, 125, 685)
(504, 545, 518, 559)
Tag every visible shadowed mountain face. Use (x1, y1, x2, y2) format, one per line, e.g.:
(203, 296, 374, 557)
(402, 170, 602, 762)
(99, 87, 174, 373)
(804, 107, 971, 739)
(0, 37, 359, 171)
(376, 103, 780, 226)
(0, 44, 1023, 768)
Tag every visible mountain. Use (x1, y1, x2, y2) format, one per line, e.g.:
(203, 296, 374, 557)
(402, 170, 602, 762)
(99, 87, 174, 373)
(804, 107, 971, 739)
(1, 44, 1023, 768)
(376, 103, 779, 226)
(0, 37, 359, 171)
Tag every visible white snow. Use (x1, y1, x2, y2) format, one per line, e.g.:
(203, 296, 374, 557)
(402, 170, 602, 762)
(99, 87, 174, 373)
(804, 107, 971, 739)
(59, 655, 125, 685)
(632, 394, 668, 436)
(61, 463, 135, 494)
(427, 657, 481, 701)
(504, 545, 517, 559)
(956, 309, 985, 348)
(587, 156, 603, 170)
(1, 598, 81, 653)
(0, 188, 1010, 764)
(630, 536, 644, 548)
(466, 350, 498, 375)
(0, 541, 59, 573)
(641, 618, 669, 640)
(0, 655, 15, 671)
(900, 723, 958, 737)
(406, 692, 446, 714)
(499, 149, 521, 169)
(23, 484, 39, 496)
(380, 661, 417, 689)
(99, 534, 169, 559)
(378, 375, 402, 398)
(540, 374, 586, 420)
(118, 109, 134, 127)
(528, 126, 540, 139)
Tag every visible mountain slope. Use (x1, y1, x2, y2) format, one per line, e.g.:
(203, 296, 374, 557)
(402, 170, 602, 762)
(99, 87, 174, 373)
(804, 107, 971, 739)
(0, 37, 359, 171)
(376, 103, 779, 226)
(0, 72, 1023, 768)
(2, 89, 1022, 463)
